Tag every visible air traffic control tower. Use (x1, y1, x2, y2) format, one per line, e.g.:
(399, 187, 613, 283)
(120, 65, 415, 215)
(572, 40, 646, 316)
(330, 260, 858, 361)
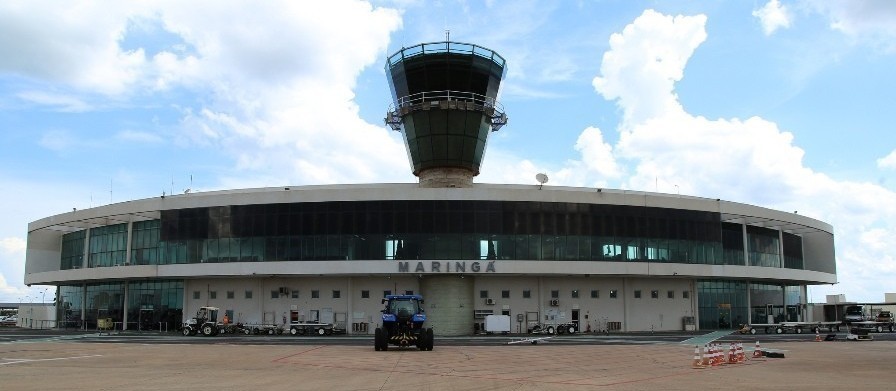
(385, 41, 508, 188)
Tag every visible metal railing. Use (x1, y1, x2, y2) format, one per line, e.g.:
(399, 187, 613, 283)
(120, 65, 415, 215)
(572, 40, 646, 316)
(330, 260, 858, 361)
(385, 90, 508, 131)
(387, 41, 505, 68)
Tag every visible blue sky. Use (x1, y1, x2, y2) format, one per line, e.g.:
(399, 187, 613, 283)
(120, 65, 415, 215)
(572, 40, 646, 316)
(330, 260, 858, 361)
(1, 0, 895, 304)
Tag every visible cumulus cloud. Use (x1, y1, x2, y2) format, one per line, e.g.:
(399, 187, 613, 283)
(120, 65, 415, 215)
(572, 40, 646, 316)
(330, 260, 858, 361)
(580, 9, 896, 301)
(593, 10, 706, 125)
(753, 0, 792, 36)
(1, 1, 408, 185)
(877, 149, 896, 170)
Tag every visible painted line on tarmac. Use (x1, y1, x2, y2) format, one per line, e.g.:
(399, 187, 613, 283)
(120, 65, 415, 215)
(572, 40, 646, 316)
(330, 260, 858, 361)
(0, 354, 103, 366)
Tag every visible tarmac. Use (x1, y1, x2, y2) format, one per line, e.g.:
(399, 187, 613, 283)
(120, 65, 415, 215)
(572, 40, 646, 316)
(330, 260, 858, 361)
(1, 332, 894, 390)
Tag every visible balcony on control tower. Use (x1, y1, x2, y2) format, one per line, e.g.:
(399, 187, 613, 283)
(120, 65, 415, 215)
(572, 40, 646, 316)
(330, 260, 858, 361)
(385, 41, 508, 188)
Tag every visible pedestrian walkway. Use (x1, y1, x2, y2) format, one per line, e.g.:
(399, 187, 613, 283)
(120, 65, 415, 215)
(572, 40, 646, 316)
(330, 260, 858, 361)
(680, 330, 732, 346)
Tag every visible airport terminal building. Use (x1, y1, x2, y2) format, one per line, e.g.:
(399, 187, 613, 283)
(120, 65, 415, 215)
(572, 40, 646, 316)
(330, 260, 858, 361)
(23, 41, 836, 335)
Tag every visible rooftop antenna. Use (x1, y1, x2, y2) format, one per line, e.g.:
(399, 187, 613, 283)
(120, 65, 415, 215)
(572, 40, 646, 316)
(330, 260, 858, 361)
(445, 29, 450, 42)
(536, 173, 549, 190)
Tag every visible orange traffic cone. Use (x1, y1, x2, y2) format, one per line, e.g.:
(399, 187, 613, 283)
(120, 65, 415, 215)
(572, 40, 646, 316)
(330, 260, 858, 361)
(692, 345, 705, 369)
(711, 344, 720, 366)
(737, 343, 745, 362)
(752, 341, 765, 360)
(815, 330, 823, 342)
(702, 344, 711, 366)
(727, 343, 738, 364)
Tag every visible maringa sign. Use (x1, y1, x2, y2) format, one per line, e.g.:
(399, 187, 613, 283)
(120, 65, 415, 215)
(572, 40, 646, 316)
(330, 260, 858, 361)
(398, 261, 496, 273)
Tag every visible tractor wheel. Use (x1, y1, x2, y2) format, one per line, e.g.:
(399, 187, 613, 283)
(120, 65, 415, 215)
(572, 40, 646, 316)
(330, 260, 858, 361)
(201, 324, 214, 336)
(267, 328, 275, 335)
(317, 328, 326, 336)
(775, 327, 783, 334)
(253, 327, 260, 335)
(425, 328, 434, 351)
(374, 328, 383, 351)
(567, 325, 576, 334)
(375, 328, 388, 351)
(290, 327, 298, 336)
(876, 325, 883, 333)
(182, 327, 192, 336)
(546, 326, 555, 335)
(243, 328, 251, 335)
(795, 327, 802, 334)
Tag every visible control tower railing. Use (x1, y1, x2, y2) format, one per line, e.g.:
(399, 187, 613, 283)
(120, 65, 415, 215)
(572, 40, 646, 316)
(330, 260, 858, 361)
(385, 90, 507, 132)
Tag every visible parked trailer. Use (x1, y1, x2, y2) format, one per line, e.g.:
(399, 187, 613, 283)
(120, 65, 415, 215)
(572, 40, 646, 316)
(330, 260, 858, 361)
(243, 323, 283, 335)
(289, 321, 334, 336)
(848, 321, 895, 333)
(740, 321, 842, 334)
(529, 322, 578, 335)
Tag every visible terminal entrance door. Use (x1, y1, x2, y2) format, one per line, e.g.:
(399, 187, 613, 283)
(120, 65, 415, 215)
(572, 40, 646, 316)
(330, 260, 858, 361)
(571, 309, 580, 331)
(718, 304, 731, 329)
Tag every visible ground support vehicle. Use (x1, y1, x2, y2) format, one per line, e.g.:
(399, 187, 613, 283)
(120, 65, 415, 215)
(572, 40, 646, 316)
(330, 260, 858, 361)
(289, 321, 334, 336)
(529, 322, 578, 335)
(374, 294, 433, 351)
(740, 321, 842, 334)
(241, 323, 283, 335)
(182, 306, 223, 336)
(848, 320, 895, 333)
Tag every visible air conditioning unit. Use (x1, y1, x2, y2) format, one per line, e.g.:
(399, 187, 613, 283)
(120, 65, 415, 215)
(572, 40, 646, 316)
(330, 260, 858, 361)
(485, 298, 495, 305)
(549, 299, 560, 306)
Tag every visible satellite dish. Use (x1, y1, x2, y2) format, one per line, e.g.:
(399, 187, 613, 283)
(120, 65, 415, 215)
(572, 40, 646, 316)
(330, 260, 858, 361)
(536, 173, 548, 189)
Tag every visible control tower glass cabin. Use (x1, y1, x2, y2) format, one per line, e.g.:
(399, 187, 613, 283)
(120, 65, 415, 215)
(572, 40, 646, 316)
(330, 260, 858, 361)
(385, 41, 508, 188)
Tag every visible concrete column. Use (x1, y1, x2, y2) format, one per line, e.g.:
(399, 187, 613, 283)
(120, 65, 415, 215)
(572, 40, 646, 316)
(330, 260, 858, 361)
(82, 228, 90, 269)
(124, 221, 133, 265)
(420, 275, 473, 336)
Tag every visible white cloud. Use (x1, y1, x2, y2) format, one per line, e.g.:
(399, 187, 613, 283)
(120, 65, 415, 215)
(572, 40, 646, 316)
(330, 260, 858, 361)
(17, 91, 92, 112)
(877, 149, 896, 170)
(0, 237, 25, 254)
(0, 2, 149, 95)
(753, 0, 792, 36)
(579, 8, 896, 302)
(807, 0, 896, 52)
(592, 10, 706, 125)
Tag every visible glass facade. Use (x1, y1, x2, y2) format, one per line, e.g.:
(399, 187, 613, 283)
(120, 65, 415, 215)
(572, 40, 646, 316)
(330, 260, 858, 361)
(131, 220, 160, 265)
(60, 230, 85, 270)
(749, 283, 805, 323)
(127, 280, 183, 330)
(747, 225, 781, 268)
(155, 201, 728, 265)
(88, 223, 127, 267)
(721, 222, 744, 265)
(58, 284, 84, 328)
(56, 282, 183, 330)
(782, 232, 803, 269)
(59, 200, 808, 272)
(697, 280, 748, 330)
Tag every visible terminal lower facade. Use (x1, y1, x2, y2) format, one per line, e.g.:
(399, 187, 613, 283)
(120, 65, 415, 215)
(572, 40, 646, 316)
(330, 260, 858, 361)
(25, 184, 836, 335)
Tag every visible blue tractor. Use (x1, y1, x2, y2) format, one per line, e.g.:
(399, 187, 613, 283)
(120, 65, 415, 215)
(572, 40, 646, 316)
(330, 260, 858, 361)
(374, 294, 434, 351)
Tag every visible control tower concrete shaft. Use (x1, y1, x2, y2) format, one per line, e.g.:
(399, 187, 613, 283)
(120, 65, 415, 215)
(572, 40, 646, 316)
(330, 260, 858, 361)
(385, 41, 508, 188)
